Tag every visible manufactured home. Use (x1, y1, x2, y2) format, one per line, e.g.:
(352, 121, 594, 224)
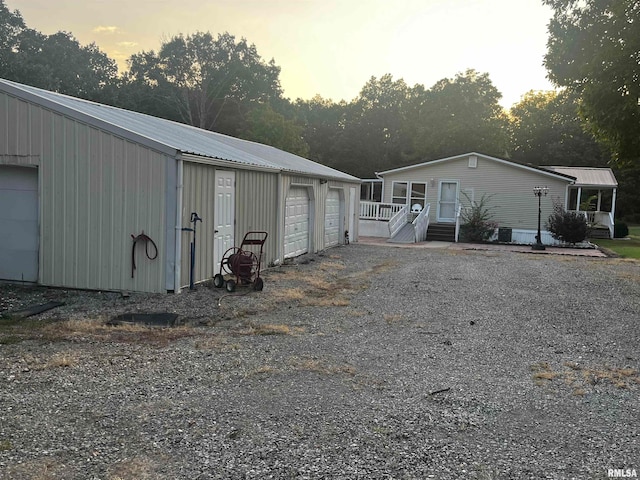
(0, 79, 360, 293)
(360, 152, 617, 244)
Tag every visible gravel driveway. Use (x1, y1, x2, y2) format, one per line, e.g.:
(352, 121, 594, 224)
(1, 244, 639, 479)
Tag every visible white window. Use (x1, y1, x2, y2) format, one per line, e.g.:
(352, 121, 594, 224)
(392, 182, 408, 204)
(410, 182, 427, 209)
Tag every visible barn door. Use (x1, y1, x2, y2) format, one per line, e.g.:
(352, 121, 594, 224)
(213, 170, 235, 272)
(0, 166, 39, 282)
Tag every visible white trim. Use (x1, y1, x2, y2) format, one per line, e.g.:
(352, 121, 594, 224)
(437, 180, 460, 223)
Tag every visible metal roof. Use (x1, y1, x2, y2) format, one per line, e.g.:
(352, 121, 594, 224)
(376, 152, 577, 182)
(544, 166, 618, 187)
(0, 78, 359, 182)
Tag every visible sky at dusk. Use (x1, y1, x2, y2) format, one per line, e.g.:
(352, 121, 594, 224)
(6, 0, 557, 107)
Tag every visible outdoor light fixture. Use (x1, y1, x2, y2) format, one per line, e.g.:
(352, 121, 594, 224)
(532, 186, 549, 250)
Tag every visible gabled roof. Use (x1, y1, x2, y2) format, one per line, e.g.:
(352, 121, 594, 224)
(544, 166, 617, 188)
(0, 78, 359, 182)
(376, 152, 577, 182)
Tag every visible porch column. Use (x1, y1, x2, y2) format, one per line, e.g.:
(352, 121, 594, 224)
(611, 188, 617, 221)
(577, 187, 582, 211)
(597, 190, 602, 211)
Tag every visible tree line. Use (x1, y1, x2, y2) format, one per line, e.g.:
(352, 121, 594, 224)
(1, 0, 637, 219)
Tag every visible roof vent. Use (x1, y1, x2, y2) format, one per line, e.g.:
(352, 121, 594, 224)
(469, 155, 477, 168)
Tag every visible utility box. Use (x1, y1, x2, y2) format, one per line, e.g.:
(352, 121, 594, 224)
(498, 227, 512, 243)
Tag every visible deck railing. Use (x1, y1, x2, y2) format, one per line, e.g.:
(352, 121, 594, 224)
(454, 205, 463, 243)
(388, 205, 409, 238)
(413, 203, 431, 243)
(568, 210, 614, 236)
(360, 201, 404, 221)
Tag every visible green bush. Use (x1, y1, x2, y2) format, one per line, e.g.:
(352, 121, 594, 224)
(614, 222, 629, 238)
(546, 201, 589, 244)
(459, 194, 498, 243)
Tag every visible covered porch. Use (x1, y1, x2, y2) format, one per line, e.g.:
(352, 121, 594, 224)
(546, 167, 618, 239)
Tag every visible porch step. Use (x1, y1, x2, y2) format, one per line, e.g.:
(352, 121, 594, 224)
(588, 227, 611, 239)
(427, 223, 455, 242)
(387, 222, 415, 244)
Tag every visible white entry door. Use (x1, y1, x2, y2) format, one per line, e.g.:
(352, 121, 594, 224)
(284, 187, 310, 258)
(0, 166, 39, 282)
(214, 170, 235, 272)
(437, 181, 459, 223)
(324, 189, 341, 247)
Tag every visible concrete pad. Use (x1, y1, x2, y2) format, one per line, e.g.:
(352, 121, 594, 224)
(357, 236, 607, 257)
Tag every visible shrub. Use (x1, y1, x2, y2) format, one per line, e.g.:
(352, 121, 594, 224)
(546, 201, 589, 244)
(614, 222, 629, 238)
(459, 193, 498, 242)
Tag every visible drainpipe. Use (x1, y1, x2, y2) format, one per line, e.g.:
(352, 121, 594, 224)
(276, 171, 283, 263)
(173, 156, 184, 294)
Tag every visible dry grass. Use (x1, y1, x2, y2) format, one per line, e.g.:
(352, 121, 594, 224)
(108, 456, 157, 480)
(1, 316, 195, 347)
(235, 322, 304, 336)
(193, 335, 240, 352)
(289, 356, 357, 376)
(383, 314, 403, 324)
(532, 361, 640, 392)
(4, 459, 70, 480)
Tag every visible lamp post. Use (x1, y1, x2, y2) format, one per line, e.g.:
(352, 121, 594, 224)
(532, 186, 549, 250)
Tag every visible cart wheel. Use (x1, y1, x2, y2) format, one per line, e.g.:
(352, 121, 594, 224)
(225, 279, 236, 293)
(253, 277, 264, 291)
(213, 274, 224, 288)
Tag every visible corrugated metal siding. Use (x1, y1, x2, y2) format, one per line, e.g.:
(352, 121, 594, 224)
(279, 175, 360, 256)
(1, 91, 168, 293)
(180, 162, 217, 287)
(382, 155, 571, 230)
(235, 169, 279, 267)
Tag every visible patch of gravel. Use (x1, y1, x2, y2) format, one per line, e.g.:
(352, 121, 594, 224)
(1, 244, 639, 479)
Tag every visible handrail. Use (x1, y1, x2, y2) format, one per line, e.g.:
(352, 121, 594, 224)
(388, 204, 409, 238)
(454, 204, 463, 243)
(413, 203, 430, 242)
(360, 201, 404, 221)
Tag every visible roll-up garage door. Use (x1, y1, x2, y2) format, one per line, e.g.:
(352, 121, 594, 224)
(284, 187, 309, 258)
(0, 166, 39, 282)
(324, 189, 340, 247)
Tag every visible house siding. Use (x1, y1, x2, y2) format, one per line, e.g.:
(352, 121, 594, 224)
(382, 154, 570, 231)
(0, 91, 168, 293)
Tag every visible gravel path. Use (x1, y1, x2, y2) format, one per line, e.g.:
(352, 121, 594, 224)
(1, 244, 639, 479)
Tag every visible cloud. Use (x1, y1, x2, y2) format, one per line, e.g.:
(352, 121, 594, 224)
(92, 26, 120, 34)
(116, 41, 138, 48)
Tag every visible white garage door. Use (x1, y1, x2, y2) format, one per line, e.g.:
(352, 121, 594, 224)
(0, 166, 39, 282)
(284, 187, 309, 258)
(324, 189, 340, 247)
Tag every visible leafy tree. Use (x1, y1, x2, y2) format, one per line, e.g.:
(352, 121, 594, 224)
(412, 69, 510, 161)
(509, 90, 608, 166)
(543, 0, 640, 165)
(124, 32, 283, 137)
(241, 103, 309, 157)
(0, 0, 27, 76)
(0, 1, 117, 100)
(330, 74, 418, 177)
(294, 95, 347, 167)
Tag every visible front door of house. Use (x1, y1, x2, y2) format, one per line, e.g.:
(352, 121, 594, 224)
(437, 181, 458, 223)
